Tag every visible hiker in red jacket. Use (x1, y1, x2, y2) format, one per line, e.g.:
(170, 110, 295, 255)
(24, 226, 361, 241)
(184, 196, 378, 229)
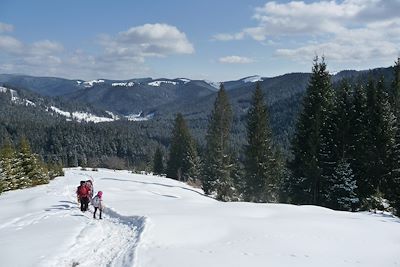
(77, 181, 91, 212)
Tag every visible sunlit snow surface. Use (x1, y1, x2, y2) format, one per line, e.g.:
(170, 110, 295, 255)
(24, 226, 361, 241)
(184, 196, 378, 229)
(83, 79, 105, 87)
(50, 106, 115, 123)
(243, 75, 263, 83)
(0, 168, 399, 267)
(148, 80, 178, 87)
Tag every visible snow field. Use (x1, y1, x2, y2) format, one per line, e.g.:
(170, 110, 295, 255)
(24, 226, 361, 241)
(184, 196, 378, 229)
(0, 168, 400, 267)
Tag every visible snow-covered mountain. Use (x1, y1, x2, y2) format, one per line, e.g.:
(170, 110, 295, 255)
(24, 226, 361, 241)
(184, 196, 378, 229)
(0, 86, 36, 107)
(0, 66, 394, 125)
(0, 168, 399, 267)
(0, 86, 117, 123)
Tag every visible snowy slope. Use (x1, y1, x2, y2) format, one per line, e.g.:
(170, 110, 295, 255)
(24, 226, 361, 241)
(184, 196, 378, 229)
(0, 169, 399, 267)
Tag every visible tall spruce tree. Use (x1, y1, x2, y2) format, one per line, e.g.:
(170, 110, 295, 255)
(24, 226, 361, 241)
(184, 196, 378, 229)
(349, 83, 369, 200)
(390, 57, 400, 113)
(0, 139, 18, 191)
(166, 113, 199, 181)
(244, 83, 278, 202)
(202, 84, 235, 201)
(364, 79, 395, 198)
(288, 56, 334, 205)
(333, 81, 353, 159)
(319, 81, 353, 206)
(388, 58, 400, 215)
(153, 147, 164, 175)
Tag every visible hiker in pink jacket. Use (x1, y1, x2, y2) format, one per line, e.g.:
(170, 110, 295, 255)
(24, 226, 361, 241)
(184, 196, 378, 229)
(92, 191, 103, 219)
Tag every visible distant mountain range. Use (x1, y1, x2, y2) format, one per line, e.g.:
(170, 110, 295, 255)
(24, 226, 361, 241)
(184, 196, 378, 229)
(0, 73, 321, 116)
(0, 66, 395, 150)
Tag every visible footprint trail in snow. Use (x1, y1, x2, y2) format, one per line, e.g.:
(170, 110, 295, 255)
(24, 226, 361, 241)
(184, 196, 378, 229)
(47, 210, 146, 267)
(40, 173, 146, 267)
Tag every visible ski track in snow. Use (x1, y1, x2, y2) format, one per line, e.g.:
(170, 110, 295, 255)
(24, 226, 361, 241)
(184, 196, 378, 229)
(36, 173, 147, 267)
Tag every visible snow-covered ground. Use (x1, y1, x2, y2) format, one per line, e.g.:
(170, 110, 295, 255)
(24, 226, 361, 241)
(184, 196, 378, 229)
(0, 168, 399, 267)
(148, 80, 177, 87)
(49, 106, 116, 123)
(242, 75, 263, 83)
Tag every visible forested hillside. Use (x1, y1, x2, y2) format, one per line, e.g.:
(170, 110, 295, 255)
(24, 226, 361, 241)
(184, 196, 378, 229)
(0, 66, 395, 169)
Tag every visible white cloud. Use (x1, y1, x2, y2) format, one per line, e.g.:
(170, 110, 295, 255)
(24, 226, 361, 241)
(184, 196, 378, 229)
(0, 23, 194, 80)
(213, 33, 244, 41)
(0, 22, 14, 33)
(219, 56, 254, 64)
(215, 0, 400, 64)
(31, 40, 64, 54)
(102, 23, 194, 60)
(0, 35, 23, 53)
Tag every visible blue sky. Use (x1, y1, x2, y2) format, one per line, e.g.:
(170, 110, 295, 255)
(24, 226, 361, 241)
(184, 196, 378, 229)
(0, 0, 399, 81)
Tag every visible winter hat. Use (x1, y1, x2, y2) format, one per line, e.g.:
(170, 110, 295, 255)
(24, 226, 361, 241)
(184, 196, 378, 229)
(97, 191, 103, 197)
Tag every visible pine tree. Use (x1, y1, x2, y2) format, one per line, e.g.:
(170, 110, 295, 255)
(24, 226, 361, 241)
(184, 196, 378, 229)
(328, 159, 359, 211)
(47, 162, 64, 179)
(230, 153, 245, 199)
(364, 79, 395, 197)
(202, 84, 235, 201)
(153, 147, 164, 175)
(349, 83, 369, 200)
(390, 57, 400, 113)
(17, 137, 49, 188)
(390, 125, 400, 215)
(387, 58, 400, 215)
(0, 139, 18, 191)
(288, 56, 334, 205)
(319, 81, 354, 206)
(244, 83, 278, 202)
(333, 81, 353, 159)
(166, 113, 199, 181)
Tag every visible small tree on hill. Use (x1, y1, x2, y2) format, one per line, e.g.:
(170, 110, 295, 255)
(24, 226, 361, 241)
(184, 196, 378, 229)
(328, 159, 359, 211)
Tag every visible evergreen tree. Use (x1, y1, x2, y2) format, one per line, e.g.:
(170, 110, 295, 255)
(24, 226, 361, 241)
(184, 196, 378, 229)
(153, 147, 164, 175)
(17, 137, 49, 187)
(202, 84, 235, 201)
(166, 113, 199, 181)
(0, 139, 18, 191)
(390, 57, 400, 113)
(47, 162, 64, 179)
(364, 79, 395, 197)
(244, 83, 278, 202)
(328, 159, 359, 211)
(319, 81, 353, 206)
(349, 83, 369, 200)
(387, 58, 400, 215)
(333, 81, 353, 159)
(288, 57, 334, 205)
(389, 124, 400, 215)
(230, 153, 245, 199)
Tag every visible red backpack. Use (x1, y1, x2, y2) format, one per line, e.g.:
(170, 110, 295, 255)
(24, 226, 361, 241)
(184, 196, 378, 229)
(78, 185, 88, 197)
